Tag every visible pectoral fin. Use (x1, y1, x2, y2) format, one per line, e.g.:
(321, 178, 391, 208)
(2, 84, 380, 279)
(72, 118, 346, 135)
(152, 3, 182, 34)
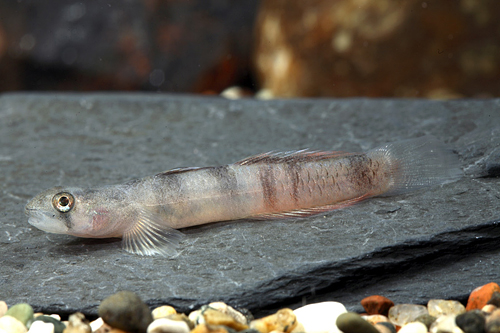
(122, 206, 185, 256)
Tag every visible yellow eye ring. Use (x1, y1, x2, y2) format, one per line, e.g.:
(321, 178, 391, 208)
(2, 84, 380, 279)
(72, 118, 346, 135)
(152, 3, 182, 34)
(52, 192, 75, 213)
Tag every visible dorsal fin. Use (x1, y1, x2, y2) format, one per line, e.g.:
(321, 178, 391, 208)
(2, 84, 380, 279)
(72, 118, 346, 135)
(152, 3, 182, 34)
(156, 166, 204, 177)
(234, 149, 356, 165)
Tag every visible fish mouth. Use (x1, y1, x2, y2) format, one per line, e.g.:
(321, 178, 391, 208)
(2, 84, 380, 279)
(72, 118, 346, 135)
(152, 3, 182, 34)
(26, 210, 69, 234)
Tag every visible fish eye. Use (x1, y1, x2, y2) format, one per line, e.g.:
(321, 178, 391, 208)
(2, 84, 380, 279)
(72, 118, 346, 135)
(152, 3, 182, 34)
(52, 192, 75, 213)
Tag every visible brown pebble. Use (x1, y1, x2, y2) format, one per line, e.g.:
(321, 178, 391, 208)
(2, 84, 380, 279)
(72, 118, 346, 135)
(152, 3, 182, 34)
(361, 296, 394, 316)
(190, 324, 230, 333)
(202, 308, 248, 331)
(250, 309, 297, 333)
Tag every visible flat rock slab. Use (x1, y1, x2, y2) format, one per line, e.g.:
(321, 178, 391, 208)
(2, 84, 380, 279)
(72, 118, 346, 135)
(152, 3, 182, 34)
(1, 94, 499, 317)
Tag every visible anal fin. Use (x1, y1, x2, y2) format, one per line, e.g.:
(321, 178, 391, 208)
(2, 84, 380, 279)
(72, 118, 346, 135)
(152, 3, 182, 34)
(249, 193, 372, 220)
(122, 206, 185, 256)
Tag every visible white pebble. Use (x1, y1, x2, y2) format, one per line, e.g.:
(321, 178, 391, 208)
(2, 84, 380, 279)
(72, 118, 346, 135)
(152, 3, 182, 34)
(427, 299, 465, 317)
(293, 302, 347, 333)
(152, 306, 177, 320)
(89, 317, 104, 332)
(0, 301, 7, 317)
(0, 316, 27, 333)
(389, 304, 428, 326)
(399, 322, 428, 333)
(429, 314, 464, 333)
(188, 310, 204, 325)
(28, 321, 54, 333)
(147, 318, 190, 333)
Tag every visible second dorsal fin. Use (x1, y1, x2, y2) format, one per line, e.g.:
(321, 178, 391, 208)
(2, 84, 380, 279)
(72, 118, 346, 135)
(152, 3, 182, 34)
(235, 149, 356, 166)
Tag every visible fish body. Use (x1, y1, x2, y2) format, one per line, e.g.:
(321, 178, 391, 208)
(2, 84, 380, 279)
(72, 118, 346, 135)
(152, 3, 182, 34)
(25, 136, 462, 256)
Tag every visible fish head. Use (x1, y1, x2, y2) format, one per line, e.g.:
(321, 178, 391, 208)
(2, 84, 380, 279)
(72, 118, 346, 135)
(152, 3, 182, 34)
(25, 186, 95, 236)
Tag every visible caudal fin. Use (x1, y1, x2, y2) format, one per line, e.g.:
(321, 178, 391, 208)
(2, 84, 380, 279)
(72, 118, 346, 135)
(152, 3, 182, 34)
(368, 136, 463, 196)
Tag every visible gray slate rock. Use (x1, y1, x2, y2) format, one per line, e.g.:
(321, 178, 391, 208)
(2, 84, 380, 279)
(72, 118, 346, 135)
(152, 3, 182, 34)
(0, 94, 499, 317)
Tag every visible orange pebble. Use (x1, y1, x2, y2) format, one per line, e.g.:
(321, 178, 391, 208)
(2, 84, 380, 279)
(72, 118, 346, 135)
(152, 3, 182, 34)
(466, 282, 500, 311)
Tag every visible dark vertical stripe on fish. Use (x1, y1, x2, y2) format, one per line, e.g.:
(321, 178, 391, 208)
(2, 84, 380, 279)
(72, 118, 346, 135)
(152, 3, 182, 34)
(260, 165, 277, 210)
(286, 162, 301, 203)
(206, 165, 238, 197)
(347, 154, 374, 188)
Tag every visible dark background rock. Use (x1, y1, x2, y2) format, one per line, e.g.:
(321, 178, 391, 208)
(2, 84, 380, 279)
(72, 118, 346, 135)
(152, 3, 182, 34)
(0, 1, 258, 93)
(0, 94, 499, 317)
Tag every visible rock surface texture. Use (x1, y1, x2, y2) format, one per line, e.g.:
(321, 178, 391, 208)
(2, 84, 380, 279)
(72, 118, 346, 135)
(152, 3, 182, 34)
(0, 94, 499, 317)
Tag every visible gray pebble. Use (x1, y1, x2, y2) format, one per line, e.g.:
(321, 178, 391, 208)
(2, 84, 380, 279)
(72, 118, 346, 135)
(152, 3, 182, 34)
(336, 312, 379, 333)
(98, 291, 153, 333)
(488, 292, 500, 307)
(456, 310, 485, 333)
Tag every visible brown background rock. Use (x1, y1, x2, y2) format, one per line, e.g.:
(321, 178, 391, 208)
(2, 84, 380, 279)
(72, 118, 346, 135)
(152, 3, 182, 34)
(253, 0, 500, 98)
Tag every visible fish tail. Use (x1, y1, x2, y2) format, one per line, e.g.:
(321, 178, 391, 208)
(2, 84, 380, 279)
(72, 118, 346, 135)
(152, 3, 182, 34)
(367, 136, 463, 196)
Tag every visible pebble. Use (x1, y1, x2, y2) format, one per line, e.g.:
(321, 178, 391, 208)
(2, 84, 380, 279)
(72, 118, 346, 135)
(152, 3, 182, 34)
(466, 283, 500, 311)
(483, 305, 498, 315)
(33, 315, 66, 333)
(5, 303, 34, 327)
(336, 312, 379, 333)
(293, 301, 346, 333)
(428, 299, 466, 317)
(188, 310, 205, 326)
(388, 304, 428, 327)
(363, 315, 389, 326)
(455, 310, 485, 333)
(398, 322, 428, 333)
(98, 291, 153, 333)
(152, 306, 177, 320)
(28, 321, 55, 333)
(190, 324, 234, 333)
(63, 313, 92, 333)
(486, 309, 500, 333)
(250, 308, 297, 333)
(0, 301, 8, 317)
(201, 308, 248, 331)
(164, 314, 194, 330)
(89, 318, 104, 332)
(429, 314, 463, 333)
(361, 296, 394, 316)
(208, 302, 248, 325)
(147, 318, 190, 333)
(0, 315, 27, 333)
(414, 314, 437, 329)
(374, 322, 396, 333)
(488, 292, 500, 307)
